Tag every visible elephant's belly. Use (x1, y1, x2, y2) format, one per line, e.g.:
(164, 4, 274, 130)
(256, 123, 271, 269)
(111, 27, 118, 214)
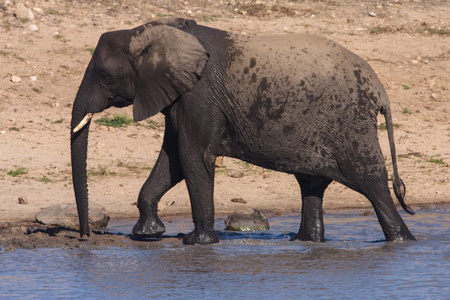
(219, 121, 337, 176)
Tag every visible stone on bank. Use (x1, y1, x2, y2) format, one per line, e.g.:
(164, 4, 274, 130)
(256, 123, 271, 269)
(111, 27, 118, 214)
(35, 203, 110, 228)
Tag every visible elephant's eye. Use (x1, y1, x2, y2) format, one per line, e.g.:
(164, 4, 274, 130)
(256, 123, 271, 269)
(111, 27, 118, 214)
(100, 72, 111, 81)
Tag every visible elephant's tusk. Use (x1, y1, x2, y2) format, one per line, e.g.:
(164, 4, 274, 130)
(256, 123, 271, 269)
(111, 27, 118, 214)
(73, 113, 94, 133)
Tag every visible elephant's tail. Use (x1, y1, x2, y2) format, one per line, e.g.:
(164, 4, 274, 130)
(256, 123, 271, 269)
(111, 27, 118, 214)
(381, 106, 415, 215)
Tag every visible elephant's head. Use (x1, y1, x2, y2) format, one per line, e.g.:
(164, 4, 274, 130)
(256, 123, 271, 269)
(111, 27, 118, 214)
(71, 19, 208, 237)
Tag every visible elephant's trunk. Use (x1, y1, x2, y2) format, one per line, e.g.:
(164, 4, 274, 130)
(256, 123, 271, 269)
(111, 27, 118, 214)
(70, 89, 93, 238)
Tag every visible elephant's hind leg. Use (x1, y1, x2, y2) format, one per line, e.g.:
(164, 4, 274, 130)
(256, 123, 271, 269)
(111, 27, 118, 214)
(365, 183, 416, 241)
(132, 131, 184, 237)
(291, 175, 332, 242)
(338, 150, 415, 241)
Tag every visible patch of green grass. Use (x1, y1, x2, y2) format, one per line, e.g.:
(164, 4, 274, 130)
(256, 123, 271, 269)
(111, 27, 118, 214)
(370, 26, 390, 35)
(88, 165, 116, 177)
(145, 120, 164, 130)
(9, 127, 20, 131)
(427, 157, 445, 165)
(419, 23, 450, 36)
(427, 28, 450, 36)
(7, 167, 28, 177)
(378, 123, 399, 131)
(95, 114, 134, 128)
(45, 8, 61, 15)
(402, 85, 411, 90)
(402, 108, 413, 115)
(0, 50, 25, 61)
(85, 47, 95, 55)
(116, 161, 152, 174)
(38, 176, 53, 183)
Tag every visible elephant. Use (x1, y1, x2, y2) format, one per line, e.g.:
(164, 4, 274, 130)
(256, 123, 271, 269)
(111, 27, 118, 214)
(71, 18, 416, 245)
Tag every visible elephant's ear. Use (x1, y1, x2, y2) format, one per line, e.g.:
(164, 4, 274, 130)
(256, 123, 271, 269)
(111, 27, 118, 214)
(129, 25, 209, 121)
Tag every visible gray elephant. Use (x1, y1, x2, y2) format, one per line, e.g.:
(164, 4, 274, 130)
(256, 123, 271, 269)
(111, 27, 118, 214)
(71, 18, 415, 245)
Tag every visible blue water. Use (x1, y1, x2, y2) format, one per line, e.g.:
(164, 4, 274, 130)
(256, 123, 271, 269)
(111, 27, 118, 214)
(1, 208, 449, 299)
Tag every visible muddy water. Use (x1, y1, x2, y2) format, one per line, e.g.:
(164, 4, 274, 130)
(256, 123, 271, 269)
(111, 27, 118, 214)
(1, 208, 449, 299)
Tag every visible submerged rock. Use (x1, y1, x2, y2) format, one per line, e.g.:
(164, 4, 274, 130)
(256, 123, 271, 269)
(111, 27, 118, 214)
(35, 203, 110, 228)
(225, 208, 270, 231)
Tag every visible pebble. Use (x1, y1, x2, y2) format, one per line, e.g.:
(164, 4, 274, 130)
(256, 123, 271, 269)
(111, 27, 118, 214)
(29, 24, 39, 31)
(429, 80, 436, 89)
(18, 196, 28, 205)
(30, 76, 37, 82)
(11, 75, 21, 83)
(231, 198, 247, 204)
(231, 170, 244, 178)
(15, 3, 34, 20)
(369, 12, 377, 17)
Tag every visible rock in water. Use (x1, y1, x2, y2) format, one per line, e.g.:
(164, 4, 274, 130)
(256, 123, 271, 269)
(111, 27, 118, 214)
(35, 203, 110, 228)
(225, 208, 270, 231)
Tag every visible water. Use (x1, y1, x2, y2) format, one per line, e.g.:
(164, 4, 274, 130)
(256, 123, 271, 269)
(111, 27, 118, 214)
(1, 208, 449, 299)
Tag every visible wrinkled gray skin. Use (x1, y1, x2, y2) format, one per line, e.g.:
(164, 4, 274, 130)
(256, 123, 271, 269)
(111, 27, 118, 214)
(71, 18, 416, 245)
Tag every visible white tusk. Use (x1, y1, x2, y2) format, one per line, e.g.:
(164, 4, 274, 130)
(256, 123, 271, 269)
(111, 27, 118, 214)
(73, 113, 94, 133)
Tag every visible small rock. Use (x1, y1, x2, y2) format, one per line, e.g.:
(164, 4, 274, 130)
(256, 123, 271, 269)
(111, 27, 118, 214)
(231, 198, 247, 204)
(360, 211, 375, 216)
(35, 202, 110, 228)
(225, 208, 270, 231)
(369, 11, 377, 17)
(215, 156, 223, 167)
(429, 79, 436, 89)
(30, 76, 37, 82)
(18, 196, 28, 205)
(11, 75, 21, 83)
(431, 93, 438, 100)
(29, 24, 39, 31)
(411, 59, 419, 64)
(167, 200, 175, 206)
(15, 3, 34, 20)
(231, 170, 244, 178)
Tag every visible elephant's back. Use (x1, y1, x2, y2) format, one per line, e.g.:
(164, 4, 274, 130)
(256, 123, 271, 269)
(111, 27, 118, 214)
(225, 33, 387, 120)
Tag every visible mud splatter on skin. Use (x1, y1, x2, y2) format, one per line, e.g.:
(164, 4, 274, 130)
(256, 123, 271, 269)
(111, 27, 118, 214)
(218, 32, 391, 177)
(250, 57, 257, 68)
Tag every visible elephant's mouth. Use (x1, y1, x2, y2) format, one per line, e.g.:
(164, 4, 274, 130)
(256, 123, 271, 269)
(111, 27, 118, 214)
(73, 113, 94, 133)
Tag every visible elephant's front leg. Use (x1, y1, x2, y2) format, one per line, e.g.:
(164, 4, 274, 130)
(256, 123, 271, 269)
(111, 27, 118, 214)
(291, 175, 332, 242)
(132, 133, 184, 237)
(181, 151, 219, 245)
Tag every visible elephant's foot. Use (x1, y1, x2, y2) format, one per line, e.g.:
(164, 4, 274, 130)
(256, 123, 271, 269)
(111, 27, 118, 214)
(290, 231, 325, 243)
(183, 228, 219, 245)
(384, 228, 416, 242)
(132, 216, 166, 237)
